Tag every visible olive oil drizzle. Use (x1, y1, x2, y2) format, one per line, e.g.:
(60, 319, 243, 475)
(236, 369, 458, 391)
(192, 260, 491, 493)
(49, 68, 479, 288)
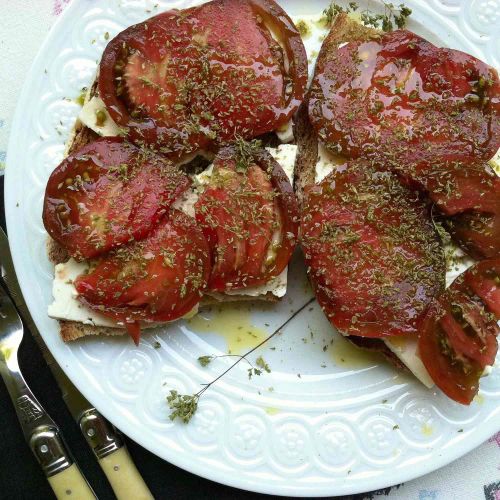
(167, 297, 315, 423)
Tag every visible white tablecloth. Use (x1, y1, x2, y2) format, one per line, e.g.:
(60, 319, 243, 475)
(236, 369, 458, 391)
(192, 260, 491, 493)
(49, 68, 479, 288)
(0, 1, 499, 498)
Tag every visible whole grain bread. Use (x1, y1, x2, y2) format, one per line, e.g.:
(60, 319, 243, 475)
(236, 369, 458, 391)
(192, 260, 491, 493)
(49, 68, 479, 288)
(294, 13, 407, 370)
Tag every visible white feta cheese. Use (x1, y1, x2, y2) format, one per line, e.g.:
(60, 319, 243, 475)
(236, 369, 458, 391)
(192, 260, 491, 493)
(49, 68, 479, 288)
(384, 336, 435, 388)
(78, 96, 122, 137)
(48, 259, 117, 327)
(315, 142, 347, 183)
(276, 120, 294, 143)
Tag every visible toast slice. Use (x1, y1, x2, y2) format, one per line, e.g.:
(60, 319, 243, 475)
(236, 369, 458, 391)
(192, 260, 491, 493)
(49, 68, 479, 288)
(48, 77, 293, 342)
(294, 13, 408, 371)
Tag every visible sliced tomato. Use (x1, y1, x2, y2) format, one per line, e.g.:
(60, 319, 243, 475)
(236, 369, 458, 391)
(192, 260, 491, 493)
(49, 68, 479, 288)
(74, 210, 211, 344)
(244, 165, 277, 278)
(301, 160, 445, 338)
(43, 137, 190, 260)
(377, 152, 500, 259)
(418, 301, 486, 405)
(99, 0, 307, 159)
(431, 162, 500, 216)
(309, 29, 500, 163)
(195, 143, 298, 291)
(445, 210, 500, 260)
(388, 156, 500, 215)
(439, 290, 498, 366)
(463, 259, 500, 317)
(418, 259, 500, 404)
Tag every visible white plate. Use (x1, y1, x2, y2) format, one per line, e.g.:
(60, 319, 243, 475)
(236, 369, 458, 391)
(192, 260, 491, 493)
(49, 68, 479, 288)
(5, 0, 500, 496)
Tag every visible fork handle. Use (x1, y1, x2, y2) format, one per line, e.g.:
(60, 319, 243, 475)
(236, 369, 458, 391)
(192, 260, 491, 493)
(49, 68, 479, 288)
(30, 424, 96, 499)
(48, 464, 96, 500)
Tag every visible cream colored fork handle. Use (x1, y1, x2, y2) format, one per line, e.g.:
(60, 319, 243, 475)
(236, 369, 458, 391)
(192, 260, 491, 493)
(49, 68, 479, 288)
(48, 464, 96, 500)
(99, 447, 154, 500)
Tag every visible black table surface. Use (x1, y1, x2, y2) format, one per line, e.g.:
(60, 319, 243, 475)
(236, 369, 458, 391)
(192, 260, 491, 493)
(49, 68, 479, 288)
(0, 175, 381, 500)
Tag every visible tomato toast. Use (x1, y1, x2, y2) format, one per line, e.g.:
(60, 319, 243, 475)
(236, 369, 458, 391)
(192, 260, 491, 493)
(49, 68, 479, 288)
(44, 0, 307, 343)
(296, 12, 500, 402)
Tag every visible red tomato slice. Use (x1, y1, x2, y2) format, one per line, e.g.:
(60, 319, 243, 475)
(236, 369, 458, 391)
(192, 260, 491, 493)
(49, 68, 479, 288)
(418, 259, 500, 404)
(195, 143, 298, 291)
(99, 0, 307, 159)
(418, 301, 486, 405)
(243, 165, 277, 278)
(74, 210, 211, 344)
(385, 155, 500, 259)
(439, 290, 498, 366)
(445, 210, 500, 260)
(43, 137, 190, 260)
(301, 160, 445, 338)
(432, 162, 500, 216)
(463, 259, 500, 317)
(390, 156, 500, 216)
(309, 29, 500, 163)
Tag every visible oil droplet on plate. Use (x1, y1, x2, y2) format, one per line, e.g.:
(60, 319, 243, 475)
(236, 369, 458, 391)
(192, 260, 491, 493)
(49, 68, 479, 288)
(473, 393, 485, 405)
(330, 336, 383, 368)
(187, 304, 268, 355)
(421, 423, 433, 437)
(265, 407, 280, 416)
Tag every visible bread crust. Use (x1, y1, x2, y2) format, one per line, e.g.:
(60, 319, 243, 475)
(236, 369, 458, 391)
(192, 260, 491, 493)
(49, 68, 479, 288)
(317, 12, 379, 56)
(293, 102, 318, 206)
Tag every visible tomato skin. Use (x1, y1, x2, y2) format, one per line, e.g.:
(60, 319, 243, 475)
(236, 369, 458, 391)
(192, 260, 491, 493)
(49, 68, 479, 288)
(463, 259, 500, 318)
(309, 29, 500, 163)
(418, 259, 500, 405)
(124, 322, 141, 346)
(98, 0, 307, 159)
(438, 290, 498, 366)
(195, 144, 299, 291)
(301, 160, 445, 338)
(445, 211, 500, 260)
(431, 162, 500, 260)
(389, 156, 500, 216)
(418, 301, 485, 405)
(381, 154, 500, 260)
(43, 137, 190, 260)
(242, 165, 276, 278)
(74, 210, 211, 344)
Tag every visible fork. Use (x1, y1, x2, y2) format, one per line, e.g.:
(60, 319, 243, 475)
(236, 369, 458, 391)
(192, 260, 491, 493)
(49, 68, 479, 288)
(0, 284, 95, 499)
